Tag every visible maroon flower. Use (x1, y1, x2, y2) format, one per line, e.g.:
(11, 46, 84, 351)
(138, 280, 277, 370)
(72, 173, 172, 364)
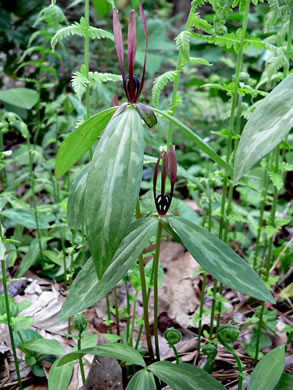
(113, 4, 157, 128)
(153, 144, 177, 215)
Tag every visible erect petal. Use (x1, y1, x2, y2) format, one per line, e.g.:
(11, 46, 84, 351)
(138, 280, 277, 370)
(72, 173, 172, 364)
(134, 102, 157, 128)
(135, 3, 148, 101)
(128, 9, 137, 102)
(153, 150, 165, 212)
(113, 8, 125, 80)
(168, 143, 177, 197)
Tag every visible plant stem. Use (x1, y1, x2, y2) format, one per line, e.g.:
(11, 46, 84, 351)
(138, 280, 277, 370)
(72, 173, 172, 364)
(125, 279, 131, 344)
(106, 294, 113, 334)
(78, 332, 86, 383)
(113, 286, 120, 336)
(129, 291, 138, 347)
(153, 221, 163, 361)
(218, 334, 243, 390)
(172, 345, 180, 364)
(1, 259, 23, 390)
(255, 147, 280, 363)
(166, 1, 197, 151)
(27, 136, 44, 265)
(215, 0, 250, 332)
(209, 279, 218, 340)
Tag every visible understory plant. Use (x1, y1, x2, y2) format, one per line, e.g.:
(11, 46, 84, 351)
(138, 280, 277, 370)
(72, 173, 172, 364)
(1, 0, 292, 389)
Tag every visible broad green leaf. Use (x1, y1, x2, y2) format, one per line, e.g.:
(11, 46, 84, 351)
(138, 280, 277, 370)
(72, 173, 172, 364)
(1, 208, 53, 229)
(152, 108, 232, 172)
(19, 338, 65, 356)
(274, 373, 293, 390)
(234, 74, 293, 183)
(148, 361, 226, 390)
(48, 359, 73, 390)
(17, 238, 45, 277)
(55, 106, 117, 179)
(11, 316, 34, 332)
(57, 344, 146, 368)
(126, 369, 156, 390)
(0, 296, 18, 318)
(0, 88, 39, 109)
(168, 216, 274, 303)
(67, 164, 88, 229)
(85, 107, 144, 278)
(58, 217, 158, 321)
(248, 345, 285, 390)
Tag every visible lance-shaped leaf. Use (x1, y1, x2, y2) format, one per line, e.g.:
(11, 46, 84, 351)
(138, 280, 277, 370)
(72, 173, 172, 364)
(55, 106, 117, 179)
(234, 73, 293, 183)
(152, 108, 232, 172)
(57, 344, 146, 368)
(247, 345, 285, 390)
(148, 361, 226, 390)
(168, 216, 274, 303)
(85, 107, 145, 278)
(67, 164, 89, 229)
(126, 369, 156, 390)
(58, 217, 158, 321)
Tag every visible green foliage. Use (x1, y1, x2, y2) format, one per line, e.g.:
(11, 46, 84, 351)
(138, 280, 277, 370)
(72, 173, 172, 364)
(152, 70, 179, 107)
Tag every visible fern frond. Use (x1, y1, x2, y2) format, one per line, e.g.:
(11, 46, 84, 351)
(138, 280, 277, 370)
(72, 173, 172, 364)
(51, 23, 83, 51)
(176, 31, 191, 63)
(88, 27, 114, 41)
(71, 71, 88, 101)
(193, 13, 213, 33)
(88, 72, 122, 85)
(189, 57, 212, 66)
(152, 70, 179, 107)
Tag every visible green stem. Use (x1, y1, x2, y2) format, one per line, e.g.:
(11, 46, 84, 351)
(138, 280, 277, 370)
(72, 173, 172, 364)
(209, 279, 217, 340)
(78, 332, 86, 383)
(113, 286, 120, 336)
(106, 294, 113, 334)
(166, 1, 197, 151)
(125, 279, 131, 343)
(129, 291, 138, 347)
(153, 221, 163, 361)
(1, 259, 23, 390)
(84, 0, 92, 160)
(219, 335, 243, 390)
(255, 147, 280, 363)
(171, 345, 180, 364)
(27, 136, 44, 265)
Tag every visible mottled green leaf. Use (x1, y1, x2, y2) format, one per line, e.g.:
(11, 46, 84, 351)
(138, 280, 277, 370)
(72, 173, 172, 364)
(248, 345, 285, 390)
(1, 208, 53, 229)
(17, 238, 44, 277)
(126, 369, 156, 390)
(57, 344, 146, 368)
(55, 106, 117, 179)
(234, 74, 293, 183)
(85, 107, 144, 278)
(274, 373, 293, 390)
(148, 361, 226, 390)
(152, 108, 232, 172)
(0, 88, 39, 109)
(58, 217, 158, 321)
(67, 164, 88, 229)
(168, 216, 274, 303)
(48, 359, 73, 390)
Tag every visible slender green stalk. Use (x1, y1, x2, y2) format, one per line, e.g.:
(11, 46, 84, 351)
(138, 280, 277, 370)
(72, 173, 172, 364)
(56, 214, 67, 290)
(106, 294, 113, 334)
(172, 345, 180, 364)
(166, 1, 197, 152)
(218, 334, 243, 390)
(209, 279, 218, 340)
(125, 278, 131, 344)
(113, 286, 120, 336)
(255, 147, 280, 363)
(78, 332, 86, 383)
(135, 325, 143, 350)
(27, 136, 44, 265)
(215, 0, 250, 332)
(1, 259, 23, 390)
(129, 291, 139, 347)
(153, 221, 163, 361)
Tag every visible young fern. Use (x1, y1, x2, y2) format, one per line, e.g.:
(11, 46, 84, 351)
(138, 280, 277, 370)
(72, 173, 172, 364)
(152, 70, 180, 108)
(175, 31, 191, 63)
(51, 17, 114, 51)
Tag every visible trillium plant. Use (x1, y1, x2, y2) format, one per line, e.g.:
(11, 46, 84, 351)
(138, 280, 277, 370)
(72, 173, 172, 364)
(51, 3, 279, 389)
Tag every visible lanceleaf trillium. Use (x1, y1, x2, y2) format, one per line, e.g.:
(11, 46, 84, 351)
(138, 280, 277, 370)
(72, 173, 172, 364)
(84, 4, 157, 279)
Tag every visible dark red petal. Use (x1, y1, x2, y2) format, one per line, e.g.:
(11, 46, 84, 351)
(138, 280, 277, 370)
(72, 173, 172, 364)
(168, 143, 177, 196)
(134, 103, 157, 128)
(161, 151, 168, 196)
(135, 3, 148, 101)
(128, 10, 136, 102)
(153, 150, 164, 212)
(113, 8, 125, 80)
